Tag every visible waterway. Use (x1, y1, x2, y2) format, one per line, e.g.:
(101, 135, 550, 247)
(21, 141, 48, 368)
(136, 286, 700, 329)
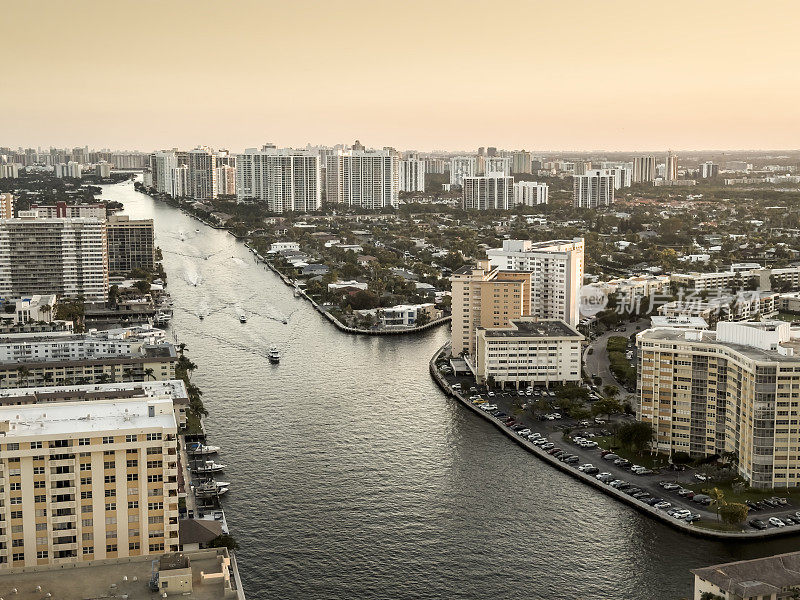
(102, 178, 800, 599)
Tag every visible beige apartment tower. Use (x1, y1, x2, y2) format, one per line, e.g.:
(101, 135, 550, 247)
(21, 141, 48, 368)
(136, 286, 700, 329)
(450, 261, 532, 358)
(637, 321, 800, 488)
(0, 393, 180, 569)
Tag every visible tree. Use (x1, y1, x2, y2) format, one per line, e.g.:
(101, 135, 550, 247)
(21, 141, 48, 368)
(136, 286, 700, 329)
(719, 502, 749, 526)
(616, 421, 653, 452)
(16, 366, 30, 387)
(144, 368, 155, 381)
(415, 311, 431, 327)
(349, 290, 380, 311)
(591, 397, 622, 420)
(602, 384, 619, 398)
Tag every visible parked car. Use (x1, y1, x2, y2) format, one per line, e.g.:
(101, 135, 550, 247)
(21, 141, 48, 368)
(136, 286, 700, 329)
(654, 501, 672, 510)
(769, 517, 786, 528)
(749, 519, 768, 530)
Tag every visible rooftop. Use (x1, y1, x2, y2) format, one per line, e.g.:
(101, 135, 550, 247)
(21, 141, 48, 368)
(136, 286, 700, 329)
(0, 548, 236, 600)
(0, 379, 189, 408)
(692, 550, 800, 597)
(0, 396, 177, 437)
(481, 318, 582, 339)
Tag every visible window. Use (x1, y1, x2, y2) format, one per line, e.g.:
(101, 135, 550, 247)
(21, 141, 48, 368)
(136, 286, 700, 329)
(33, 467, 45, 475)
(105, 503, 116, 511)
(104, 475, 116, 484)
(82, 546, 93, 555)
(105, 544, 117, 553)
(126, 460, 138, 468)
(81, 505, 92, 514)
(79, 463, 91, 471)
(81, 491, 92, 500)
(103, 461, 114, 470)
(148, 543, 164, 552)
(34, 495, 46, 503)
(127, 474, 138, 482)
(10, 511, 22, 519)
(125, 434, 137, 443)
(105, 489, 116, 497)
(80, 477, 91, 486)
(34, 481, 46, 489)
(29, 441, 42, 450)
(78, 438, 90, 446)
(36, 550, 48, 559)
(148, 502, 163, 511)
(81, 519, 93, 527)
(6, 443, 18, 451)
(146, 433, 162, 441)
(13, 553, 24, 562)
(102, 436, 114, 444)
(128, 501, 139, 509)
(129, 542, 140, 550)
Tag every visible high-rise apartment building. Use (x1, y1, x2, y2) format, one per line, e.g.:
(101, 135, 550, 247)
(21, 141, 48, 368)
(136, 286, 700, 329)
(665, 150, 678, 182)
(399, 158, 425, 192)
(513, 181, 548, 206)
(0, 164, 19, 179)
(462, 174, 513, 210)
(511, 151, 532, 174)
(237, 147, 321, 212)
(573, 169, 614, 208)
(29, 203, 105, 219)
(106, 215, 155, 273)
(0, 216, 108, 301)
(449, 156, 476, 186)
(637, 321, 800, 488)
(150, 151, 178, 197)
(699, 161, 719, 178)
(486, 238, 584, 326)
(0, 194, 13, 219)
(325, 150, 399, 209)
(423, 158, 446, 174)
(95, 161, 112, 178)
(632, 156, 656, 183)
(215, 165, 236, 196)
(450, 261, 531, 357)
(485, 157, 511, 176)
(573, 161, 592, 176)
(608, 165, 632, 189)
(0, 385, 181, 568)
(54, 162, 82, 179)
(188, 148, 217, 200)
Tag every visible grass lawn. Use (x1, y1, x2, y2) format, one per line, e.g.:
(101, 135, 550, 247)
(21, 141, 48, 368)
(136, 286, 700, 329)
(594, 435, 670, 470)
(693, 520, 746, 532)
(774, 312, 800, 323)
(694, 481, 800, 506)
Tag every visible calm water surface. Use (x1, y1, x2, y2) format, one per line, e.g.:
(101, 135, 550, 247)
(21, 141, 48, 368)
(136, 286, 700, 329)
(103, 178, 800, 599)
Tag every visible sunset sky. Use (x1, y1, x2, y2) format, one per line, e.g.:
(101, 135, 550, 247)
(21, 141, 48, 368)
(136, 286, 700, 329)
(4, 0, 800, 152)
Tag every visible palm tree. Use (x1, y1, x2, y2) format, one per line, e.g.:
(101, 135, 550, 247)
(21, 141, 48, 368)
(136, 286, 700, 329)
(709, 487, 726, 522)
(177, 343, 187, 357)
(16, 367, 30, 387)
(97, 373, 111, 384)
(144, 368, 155, 381)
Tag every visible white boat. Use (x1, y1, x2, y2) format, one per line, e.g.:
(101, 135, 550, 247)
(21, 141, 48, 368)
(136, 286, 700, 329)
(188, 443, 220, 455)
(192, 460, 226, 474)
(268, 346, 280, 364)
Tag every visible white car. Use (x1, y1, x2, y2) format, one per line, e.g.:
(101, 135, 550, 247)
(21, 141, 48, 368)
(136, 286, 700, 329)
(578, 464, 595, 472)
(517, 429, 531, 437)
(487, 391, 495, 397)
(581, 441, 598, 449)
(770, 517, 786, 527)
(672, 509, 691, 519)
(654, 501, 672, 510)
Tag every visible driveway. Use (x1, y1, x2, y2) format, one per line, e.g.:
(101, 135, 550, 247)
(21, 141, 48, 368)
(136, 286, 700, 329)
(583, 318, 649, 392)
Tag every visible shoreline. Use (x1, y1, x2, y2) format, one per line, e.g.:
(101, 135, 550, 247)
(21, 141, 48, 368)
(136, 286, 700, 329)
(133, 183, 451, 337)
(427, 343, 800, 542)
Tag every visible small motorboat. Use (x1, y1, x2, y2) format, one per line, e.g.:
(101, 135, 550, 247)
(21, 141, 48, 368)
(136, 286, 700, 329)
(199, 314, 204, 320)
(282, 319, 288, 325)
(239, 315, 247, 323)
(192, 460, 226, 474)
(268, 346, 280, 364)
(195, 229, 200, 232)
(188, 443, 220, 455)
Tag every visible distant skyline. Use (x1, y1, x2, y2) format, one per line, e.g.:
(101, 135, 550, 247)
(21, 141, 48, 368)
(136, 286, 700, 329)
(4, 0, 800, 152)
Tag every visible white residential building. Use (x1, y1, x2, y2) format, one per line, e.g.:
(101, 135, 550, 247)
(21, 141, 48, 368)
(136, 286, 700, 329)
(236, 147, 321, 212)
(486, 238, 584, 326)
(666, 150, 678, 181)
(513, 181, 548, 206)
(13, 295, 57, 324)
(632, 156, 656, 183)
(462, 174, 513, 210)
(54, 162, 82, 179)
(399, 158, 425, 192)
(0, 164, 19, 179)
(151, 151, 178, 196)
(475, 318, 583, 387)
(215, 164, 236, 196)
(325, 150, 399, 209)
(485, 157, 511, 176)
(449, 156, 476, 186)
(0, 216, 108, 301)
(608, 165, 632, 189)
(573, 169, 614, 208)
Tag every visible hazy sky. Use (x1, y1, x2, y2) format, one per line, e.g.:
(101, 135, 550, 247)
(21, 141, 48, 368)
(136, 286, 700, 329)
(4, 0, 800, 152)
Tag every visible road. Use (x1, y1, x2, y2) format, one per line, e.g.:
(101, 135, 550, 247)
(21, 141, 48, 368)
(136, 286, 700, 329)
(583, 318, 650, 394)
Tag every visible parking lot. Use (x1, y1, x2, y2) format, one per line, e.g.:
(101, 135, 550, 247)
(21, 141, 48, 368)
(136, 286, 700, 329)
(439, 369, 800, 532)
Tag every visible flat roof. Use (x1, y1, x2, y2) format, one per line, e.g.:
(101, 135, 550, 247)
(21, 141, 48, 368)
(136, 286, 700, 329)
(482, 319, 582, 339)
(639, 327, 800, 363)
(0, 549, 233, 600)
(0, 396, 176, 437)
(0, 379, 188, 404)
